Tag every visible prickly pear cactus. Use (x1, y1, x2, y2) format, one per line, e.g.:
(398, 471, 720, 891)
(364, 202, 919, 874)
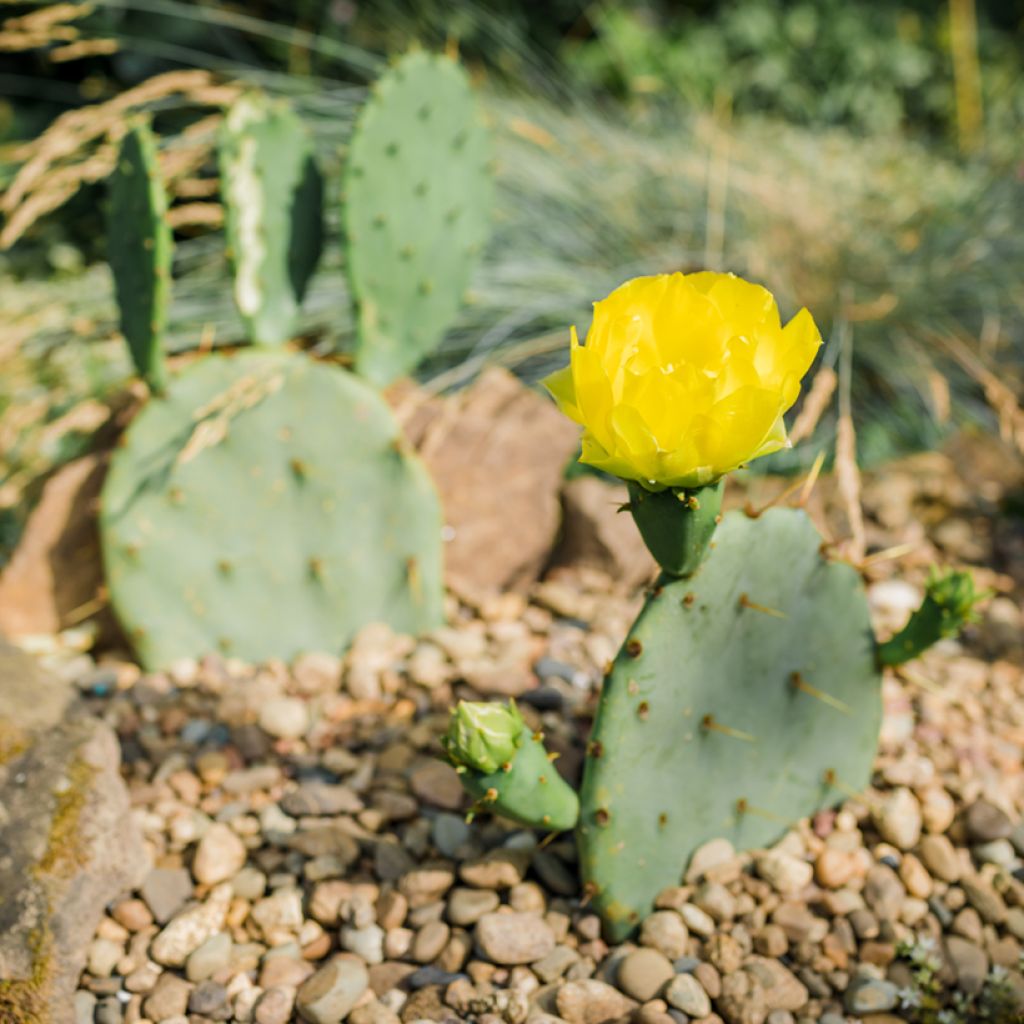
(107, 120, 172, 392)
(343, 50, 493, 386)
(100, 350, 443, 669)
(579, 507, 879, 940)
(219, 93, 324, 346)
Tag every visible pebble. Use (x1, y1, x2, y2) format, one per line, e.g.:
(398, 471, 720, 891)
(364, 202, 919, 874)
(756, 849, 813, 895)
(447, 887, 500, 926)
(87, 938, 122, 977)
(341, 923, 385, 964)
(965, 799, 1013, 842)
(921, 787, 956, 834)
(150, 883, 232, 966)
(863, 864, 905, 921)
(844, 977, 899, 1014)
(814, 848, 858, 889)
(412, 920, 450, 962)
(945, 935, 989, 994)
(73, 990, 96, 1024)
(141, 867, 194, 924)
(409, 760, 464, 811)
(258, 695, 309, 739)
(919, 833, 961, 881)
(686, 838, 736, 882)
(556, 979, 637, 1024)
(664, 972, 711, 1017)
(679, 903, 716, 937)
(185, 931, 232, 982)
(717, 968, 767, 1024)
(255, 985, 296, 1024)
(459, 847, 530, 888)
(873, 787, 922, 850)
(475, 912, 556, 964)
(960, 874, 1007, 924)
(193, 822, 247, 885)
(142, 971, 192, 1020)
(616, 948, 674, 1001)
(639, 911, 690, 960)
(296, 959, 369, 1024)
(189, 979, 231, 1017)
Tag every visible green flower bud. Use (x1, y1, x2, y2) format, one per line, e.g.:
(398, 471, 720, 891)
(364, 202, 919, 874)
(442, 700, 525, 775)
(925, 567, 984, 636)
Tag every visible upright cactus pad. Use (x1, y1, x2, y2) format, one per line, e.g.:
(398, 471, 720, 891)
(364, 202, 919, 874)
(100, 350, 443, 669)
(107, 121, 172, 392)
(219, 94, 324, 346)
(579, 508, 880, 940)
(343, 50, 493, 386)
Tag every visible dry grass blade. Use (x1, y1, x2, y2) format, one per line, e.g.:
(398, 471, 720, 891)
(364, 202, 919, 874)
(789, 365, 837, 445)
(1, 70, 239, 249)
(938, 331, 1024, 453)
(49, 37, 118, 61)
(166, 202, 223, 229)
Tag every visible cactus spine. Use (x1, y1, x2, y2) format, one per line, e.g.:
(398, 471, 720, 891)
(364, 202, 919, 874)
(107, 120, 172, 392)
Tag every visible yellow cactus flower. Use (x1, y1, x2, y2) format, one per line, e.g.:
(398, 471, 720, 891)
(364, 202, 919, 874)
(544, 271, 821, 489)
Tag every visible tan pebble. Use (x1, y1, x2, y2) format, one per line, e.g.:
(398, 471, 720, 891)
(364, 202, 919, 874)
(815, 848, 858, 890)
(898, 853, 932, 898)
(113, 899, 155, 933)
(755, 925, 789, 958)
(693, 961, 721, 999)
(920, 787, 956, 834)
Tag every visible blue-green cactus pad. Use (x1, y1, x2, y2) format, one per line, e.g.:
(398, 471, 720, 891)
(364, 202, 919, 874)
(101, 350, 443, 669)
(580, 508, 880, 940)
(344, 50, 493, 386)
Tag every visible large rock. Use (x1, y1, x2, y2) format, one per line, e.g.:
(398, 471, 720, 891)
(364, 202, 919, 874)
(0, 639, 148, 1023)
(0, 454, 109, 638)
(549, 476, 657, 590)
(392, 368, 580, 593)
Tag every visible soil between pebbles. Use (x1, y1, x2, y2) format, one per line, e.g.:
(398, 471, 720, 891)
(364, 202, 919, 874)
(49, 454, 1024, 1024)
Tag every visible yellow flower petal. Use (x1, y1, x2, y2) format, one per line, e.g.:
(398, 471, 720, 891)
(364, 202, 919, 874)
(546, 271, 820, 487)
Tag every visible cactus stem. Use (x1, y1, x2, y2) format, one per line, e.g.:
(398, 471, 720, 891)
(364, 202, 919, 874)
(701, 714, 755, 742)
(738, 593, 787, 618)
(790, 672, 851, 714)
(735, 798, 791, 824)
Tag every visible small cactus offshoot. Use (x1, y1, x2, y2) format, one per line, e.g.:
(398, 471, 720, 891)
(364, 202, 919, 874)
(878, 567, 985, 666)
(442, 701, 579, 832)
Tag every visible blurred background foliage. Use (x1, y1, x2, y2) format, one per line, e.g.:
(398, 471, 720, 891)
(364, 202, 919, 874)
(1, 0, 1023, 559)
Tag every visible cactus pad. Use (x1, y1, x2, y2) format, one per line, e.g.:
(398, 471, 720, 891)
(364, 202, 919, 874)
(219, 94, 324, 346)
(100, 350, 443, 669)
(107, 121, 172, 391)
(343, 50, 493, 386)
(579, 508, 879, 940)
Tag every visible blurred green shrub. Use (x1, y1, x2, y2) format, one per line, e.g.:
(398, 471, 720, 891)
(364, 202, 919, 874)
(563, 0, 1022, 147)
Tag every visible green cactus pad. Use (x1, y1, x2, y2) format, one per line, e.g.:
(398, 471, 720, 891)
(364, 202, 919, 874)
(343, 50, 493, 386)
(579, 508, 879, 940)
(219, 93, 324, 346)
(100, 350, 443, 669)
(107, 120, 172, 392)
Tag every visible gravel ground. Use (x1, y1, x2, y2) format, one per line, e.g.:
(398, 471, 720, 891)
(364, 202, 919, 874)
(50, 449, 1024, 1024)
